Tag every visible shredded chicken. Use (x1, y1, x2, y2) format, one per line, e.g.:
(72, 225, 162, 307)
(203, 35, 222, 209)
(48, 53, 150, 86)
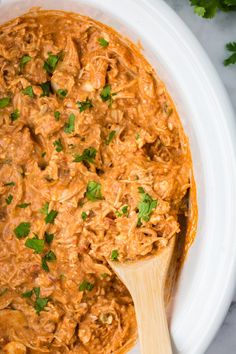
(0, 8, 197, 354)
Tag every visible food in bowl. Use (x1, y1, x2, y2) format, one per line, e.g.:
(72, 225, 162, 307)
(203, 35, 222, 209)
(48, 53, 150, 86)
(0, 8, 197, 353)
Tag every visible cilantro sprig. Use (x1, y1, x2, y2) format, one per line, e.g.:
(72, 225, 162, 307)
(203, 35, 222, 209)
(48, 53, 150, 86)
(190, 0, 236, 18)
(224, 42, 236, 66)
(25, 236, 44, 254)
(137, 187, 158, 226)
(73, 147, 97, 164)
(77, 98, 93, 112)
(86, 181, 103, 201)
(79, 280, 94, 291)
(44, 53, 62, 74)
(22, 287, 49, 315)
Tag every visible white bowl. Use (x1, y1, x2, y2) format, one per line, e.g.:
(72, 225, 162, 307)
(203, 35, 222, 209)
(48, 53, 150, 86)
(1, 0, 236, 353)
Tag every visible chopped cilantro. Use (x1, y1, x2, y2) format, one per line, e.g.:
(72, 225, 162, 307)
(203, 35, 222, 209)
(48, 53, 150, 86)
(86, 181, 103, 201)
(54, 111, 60, 121)
(53, 139, 63, 152)
(14, 222, 31, 239)
(122, 205, 129, 216)
(0, 97, 11, 109)
(10, 109, 20, 121)
(73, 147, 97, 164)
(4, 181, 15, 187)
(41, 152, 46, 158)
(40, 81, 51, 97)
(57, 89, 68, 99)
(64, 113, 75, 134)
(17, 202, 31, 208)
(81, 211, 87, 221)
(45, 210, 58, 224)
(100, 85, 116, 106)
(33, 287, 49, 314)
(44, 232, 54, 245)
(22, 290, 33, 298)
(22, 86, 34, 98)
(105, 130, 116, 145)
(98, 37, 109, 47)
(25, 236, 44, 254)
(77, 98, 93, 112)
(20, 55, 32, 70)
(5, 194, 13, 205)
(137, 187, 158, 226)
(135, 133, 140, 140)
(39, 202, 49, 215)
(111, 249, 119, 261)
(43, 53, 62, 74)
(79, 280, 94, 291)
(42, 251, 57, 273)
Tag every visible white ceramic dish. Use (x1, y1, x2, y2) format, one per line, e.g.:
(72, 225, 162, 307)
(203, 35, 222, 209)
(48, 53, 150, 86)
(1, 0, 236, 353)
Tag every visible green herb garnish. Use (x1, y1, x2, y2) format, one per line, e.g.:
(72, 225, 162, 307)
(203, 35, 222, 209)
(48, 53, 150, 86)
(45, 210, 58, 224)
(33, 287, 49, 314)
(86, 181, 103, 201)
(25, 236, 44, 254)
(64, 113, 75, 134)
(0, 97, 11, 109)
(22, 86, 34, 98)
(44, 232, 54, 245)
(41, 152, 46, 158)
(40, 81, 51, 97)
(98, 37, 109, 47)
(20, 55, 32, 70)
(79, 280, 94, 291)
(54, 111, 60, 121)
(39, 202, 49, 215)
(111, 249, 119, 261)
(14, 222, 31, 239)
(22, 290, 33, 298)
(53, 139, 63, 152)
(73, 147, 97, 164)
(190, 0, 236, 18)
(77, 98, 93, 112)
(10, 109, 20, 121)
(5, 194, 13, 205)
(100, 85, 116, 106)
(57, 89, 68, 99)
(4, 181, 15, 187)
(43, 53, 62, 74)
(17, 202, 31, 208)
(42, 251, 57, 273)
(105, 130, 116, 145)
(224, 42, 236, 66)
(137, 187, 157, 226)
(81, 211, 87, 221)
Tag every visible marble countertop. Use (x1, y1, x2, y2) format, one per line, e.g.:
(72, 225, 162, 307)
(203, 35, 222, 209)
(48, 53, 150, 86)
(165, 1, 236, 353)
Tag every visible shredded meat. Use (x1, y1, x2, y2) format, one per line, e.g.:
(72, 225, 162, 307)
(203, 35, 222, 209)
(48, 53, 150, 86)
(0, 8, 196, 354)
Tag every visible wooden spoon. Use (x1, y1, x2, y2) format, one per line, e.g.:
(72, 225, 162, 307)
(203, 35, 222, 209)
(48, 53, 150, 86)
(109, 237, 175, 354)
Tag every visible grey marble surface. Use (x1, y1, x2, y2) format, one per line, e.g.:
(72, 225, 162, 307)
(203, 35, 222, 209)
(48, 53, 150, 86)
(164, 1, 236, 353)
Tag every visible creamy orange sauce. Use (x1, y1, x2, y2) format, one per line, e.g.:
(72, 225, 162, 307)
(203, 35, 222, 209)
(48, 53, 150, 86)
(0, 9, 197, 353)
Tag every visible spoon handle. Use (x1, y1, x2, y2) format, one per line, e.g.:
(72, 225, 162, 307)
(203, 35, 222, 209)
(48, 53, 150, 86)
(127, 262, 173, 354)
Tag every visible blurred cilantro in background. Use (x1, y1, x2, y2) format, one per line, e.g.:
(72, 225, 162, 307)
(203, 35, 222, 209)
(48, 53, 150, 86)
(189, 0, 236, 65)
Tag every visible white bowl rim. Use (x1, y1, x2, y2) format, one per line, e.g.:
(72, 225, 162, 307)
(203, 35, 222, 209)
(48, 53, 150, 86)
(0, 0, 236, 353)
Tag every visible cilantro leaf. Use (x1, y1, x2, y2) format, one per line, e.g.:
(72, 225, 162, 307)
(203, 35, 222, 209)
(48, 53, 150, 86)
(98, 37, 109, 47)
(14, 222, 31, 239)
(17, 202, 31, 208)
(86, 181, 103, 201)
(10, 109, 20, 121)
(20, 55, 32, 70)
(25, 237, 44, 254)
(44, 232, 54, 245)
(54, 111, 60, 121)
(111, 249, 119, 261)
(81, 211, 87, 221)
(22, 290, 33, 298)
(137, 187, 158, 225)
(224, 42, 236, 66)
(43, 53, 62, 74)
(39, 202, 49, 215)
(5, 194, 13, 205)
(35, 297, 49, 314)
(42, 251, 57, 272)
(22, 86, 34, 98)
(105, 130, 116, 145)
(100, 85, 116, 106)
(53, 139, 63, 152)
(57, 89, 68, 99)
(40, 81, 51, 97)
(77, 98, 93, 112)
(64, 113, 75, 134)
(73, 147, 97, 164)
(190, 0, 236, 18)
(4, 182, 15, 187)
(0, 97, 11, 109)
(45, 210, 58, 224)
(79, 280, 94, 291)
